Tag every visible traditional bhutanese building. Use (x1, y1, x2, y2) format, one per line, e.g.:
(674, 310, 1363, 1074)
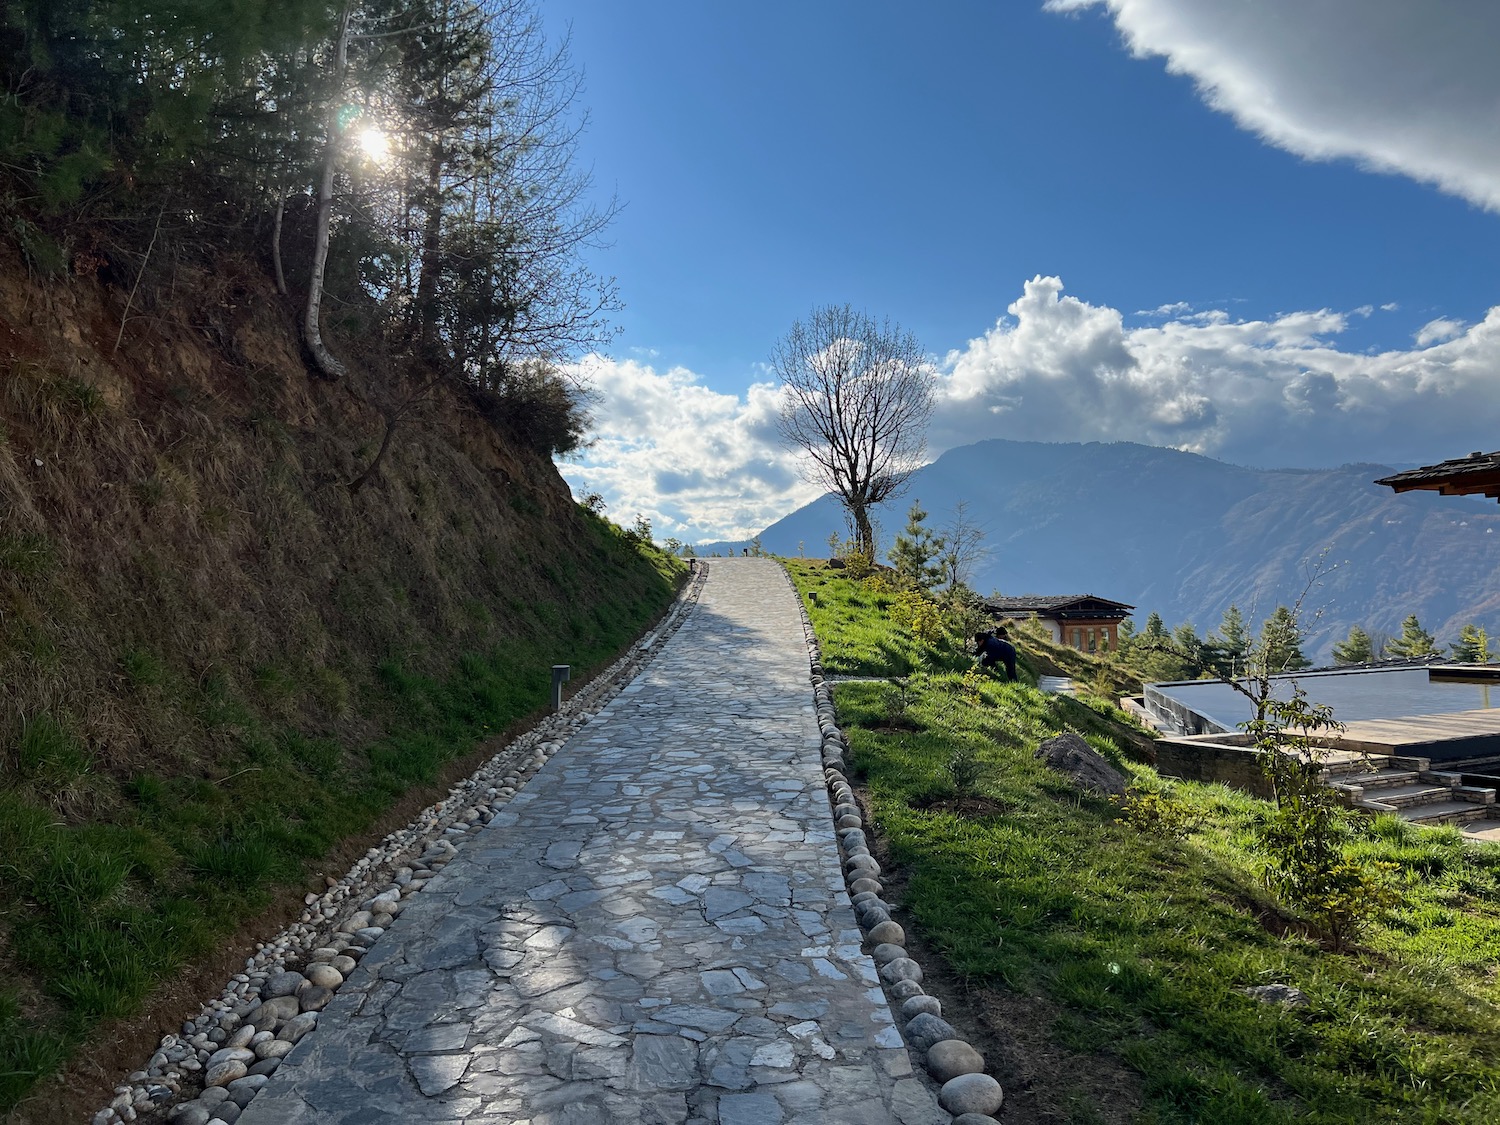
(1376, 450, 1500, 503)
(981, 594, 1134, 654)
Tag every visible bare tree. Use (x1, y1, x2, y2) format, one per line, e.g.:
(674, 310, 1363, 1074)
(304, 0, 358, 379)
(938, 499, 990, 592)
(772, 305, 934, 557)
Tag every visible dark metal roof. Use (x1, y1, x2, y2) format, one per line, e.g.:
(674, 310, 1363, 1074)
(1375, 450, 1500, 502)
(982, 594, 1134, 614)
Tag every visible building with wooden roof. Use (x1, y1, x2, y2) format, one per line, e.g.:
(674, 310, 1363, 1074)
(981, 594, 1134, 654)
(1376, 451, 1500, 503)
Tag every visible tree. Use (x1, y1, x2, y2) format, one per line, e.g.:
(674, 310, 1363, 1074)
(1384, 614, 1440, 660)
(1204, 575, 1397, 951)
(294, 0, 618, 381)
(387, 0, 620, 376)
(1331, 625, 1374, 665)
(1132, 613, 1189, 682)
(1452, 623, 1492, 664)
(888, 500, 945, 591)
(936, 499, 988, 594)
(1259, 606, 1311, 672)
(1245, 685, 1395, 951)
(773, 305, 933, 557)
(1171, 622, 1208, 678)
(1206, 604, 1251, 677)
(303, 0, 360, 379)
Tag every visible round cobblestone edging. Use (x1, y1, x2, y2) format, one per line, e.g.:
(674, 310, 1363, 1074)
(780, 562, 1004, 1125)
(90, 565, 708, 1125)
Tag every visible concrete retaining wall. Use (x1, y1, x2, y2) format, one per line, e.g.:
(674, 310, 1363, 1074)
(1154, 733, 1273, 799)
(1142, 684, 1231, 737)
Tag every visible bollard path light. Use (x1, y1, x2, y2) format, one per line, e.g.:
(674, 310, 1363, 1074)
(551, 664, 571, 712)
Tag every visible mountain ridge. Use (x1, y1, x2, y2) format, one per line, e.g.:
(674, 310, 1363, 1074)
(704, 439, 1500, 661)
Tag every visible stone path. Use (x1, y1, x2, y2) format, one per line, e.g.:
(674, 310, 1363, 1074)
(238, 558, 945, 1125)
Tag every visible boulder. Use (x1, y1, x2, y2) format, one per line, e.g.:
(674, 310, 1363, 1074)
(927, 1039, 986, 1083)
(878, 957, 922, 986)
(868, 920, 905, 945)
(903, 1012, 958, 1053)
(1240, 983, 1310, 1008)
(871, 943, 907, 965)
(1034, 732, 1127, 797)
(262, 971, 305, 999)
(901, 995, 941, 1020)
(938, 1073, 1004, 1117)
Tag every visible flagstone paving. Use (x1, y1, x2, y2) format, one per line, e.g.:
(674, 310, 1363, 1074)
(238, 558, 945, 1125)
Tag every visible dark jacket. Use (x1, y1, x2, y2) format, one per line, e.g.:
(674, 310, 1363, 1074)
(980, 635, 1017, 681)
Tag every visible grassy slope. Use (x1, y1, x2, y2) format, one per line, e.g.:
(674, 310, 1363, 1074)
(0, 254, 684, 1112)
(785, 560, 1500, 1125)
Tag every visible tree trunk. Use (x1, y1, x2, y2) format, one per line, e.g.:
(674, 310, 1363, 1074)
(271, 192, 288, 296)
(413, 143, 445, 356)
(851, 504, 874, 560)
(303, 1, 356, 380)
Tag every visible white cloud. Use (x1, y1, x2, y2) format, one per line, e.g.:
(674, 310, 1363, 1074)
(564, 278, 1500, 541)
(558, 356, 817, 542)
(933, 275, 1500, 468)
(1136, 300, 1192, 317)
(1047, 0, 1500, 211)
(1415, 316, 1466, 346)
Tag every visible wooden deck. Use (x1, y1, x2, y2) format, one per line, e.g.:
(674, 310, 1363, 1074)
(1331, 708, 1500, 761)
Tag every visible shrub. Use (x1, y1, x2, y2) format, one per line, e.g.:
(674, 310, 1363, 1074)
(467, 361, 592, 456)
(891, 589, 944, 647)
(1113, 785, 1201, 840)
(841, 549, 874, 580)
(945, 744, 987, 796)
(622, 514, 653, 545)
(883, 677, 915, 726)
(959, 667, 984, 704)
(1246, 686, 1401, 950)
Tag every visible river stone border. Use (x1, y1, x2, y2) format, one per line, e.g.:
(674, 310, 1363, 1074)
(782, 563, 1006, 1125)
(90, 563, 708, 1125)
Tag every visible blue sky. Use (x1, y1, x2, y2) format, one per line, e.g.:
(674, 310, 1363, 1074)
(537, 0, 1500, 542)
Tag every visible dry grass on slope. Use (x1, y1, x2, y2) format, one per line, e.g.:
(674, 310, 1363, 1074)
(0, 246, 684, 1115)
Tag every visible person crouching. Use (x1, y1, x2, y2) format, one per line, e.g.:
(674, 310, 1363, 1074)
(973, 627, 1017, 682)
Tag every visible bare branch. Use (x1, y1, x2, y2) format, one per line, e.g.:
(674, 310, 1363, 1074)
(771, 305, 934, 556)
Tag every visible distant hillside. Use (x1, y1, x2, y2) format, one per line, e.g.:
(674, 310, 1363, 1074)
(705, 439, 1500, 661)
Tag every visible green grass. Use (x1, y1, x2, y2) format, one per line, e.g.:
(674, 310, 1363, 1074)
(785, 560, 1500, 1124)
(0, 534, 57, 580)
(787, 560, 987, 679)
(0, 527, 684, 1112)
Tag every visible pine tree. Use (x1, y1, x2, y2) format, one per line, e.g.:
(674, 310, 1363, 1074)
(936, 499, 988, 593)
(887, 500, 945, 591)
(1451, 623, 1491, 663)
(1206, 604, 1251, 676)
(1140, 612, 1169, 646)
(1130, 612, 1188, 681)
(1383, 614, 1441, 660)
(1331, 625, 1374, 665)
(1259, 606, 1311, 672)
(1172, 622, 1208, 678)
